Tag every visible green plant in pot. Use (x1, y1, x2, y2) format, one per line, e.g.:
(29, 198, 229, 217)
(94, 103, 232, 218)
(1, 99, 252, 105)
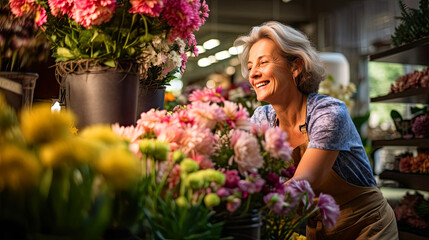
(8, 0, 209, 129)
(0, 1, 50, 111)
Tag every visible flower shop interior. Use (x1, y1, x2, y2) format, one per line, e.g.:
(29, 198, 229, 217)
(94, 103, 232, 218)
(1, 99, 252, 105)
(1, 0, 428, 239)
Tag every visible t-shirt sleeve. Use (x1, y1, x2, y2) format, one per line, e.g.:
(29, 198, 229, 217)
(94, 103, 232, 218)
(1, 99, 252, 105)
(307, 100, 352, 151)
(250, 106, 269, 124)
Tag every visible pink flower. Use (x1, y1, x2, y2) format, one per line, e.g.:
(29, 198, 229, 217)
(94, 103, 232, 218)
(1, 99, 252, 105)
(48, 0, 74, 17)
(35, 6, 47, 26)
(223, 101, 251, 131)
(10, 0, 36, 16)
(169, 110, 195, 126)
(180, 125, 215, 156)
(192, 154, 214, 169)
(412, 115, 429, 138)
(230, 130, 263, 174)
(72, 0, 118, 28)
(188, 101, 226, 130)
(137, 109, 169, 132)
(251, 121, 269, 136)
(224, 170, 240, 188)
(167, 164, 181, 189)
(317, 193, 340, 229)
(217, 187, 231, 197)
(238, 173, 265, 194)
(287, 179, 315, 205)
(154, 123, 184, 151)
(111, 123, 145, 143)
(281, 166, 296, 179)
(128, 0, 163, 17)
(264, 193, 286, 215)
(226, 197, 241, 212)
(161, 0, 209, 43)
(188, 87, 224, 103)
(264, 127, 293, 161)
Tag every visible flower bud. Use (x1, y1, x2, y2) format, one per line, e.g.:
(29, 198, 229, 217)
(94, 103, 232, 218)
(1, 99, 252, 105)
(172, 150, 185, 162)
(153, 141, 170, 161)
(180, 158, 199, 174)
(204, 193, 221, 208)
(187, 172, 204, 189)
(203, 169, 225, 185)
(139, 139, 155, 155)
(175, 196, 188, 208)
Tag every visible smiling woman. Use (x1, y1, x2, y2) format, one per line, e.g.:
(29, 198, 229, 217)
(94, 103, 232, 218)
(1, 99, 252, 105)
(235, 21, 399, 240)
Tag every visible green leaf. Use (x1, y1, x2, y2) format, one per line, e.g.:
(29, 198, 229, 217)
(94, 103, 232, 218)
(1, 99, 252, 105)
(57, 47, 74, 58)
(65, 35, 75, 48)
(103, 60, 116, 67)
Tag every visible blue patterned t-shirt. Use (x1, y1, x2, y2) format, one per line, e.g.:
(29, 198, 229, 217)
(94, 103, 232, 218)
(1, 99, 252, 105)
(250, 93, 376, 187)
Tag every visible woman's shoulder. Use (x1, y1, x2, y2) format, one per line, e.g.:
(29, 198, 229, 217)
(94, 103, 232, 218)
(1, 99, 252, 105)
(307, 93, 348, 115)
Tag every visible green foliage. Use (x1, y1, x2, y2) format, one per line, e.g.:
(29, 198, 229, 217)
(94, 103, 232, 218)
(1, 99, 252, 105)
(391, 0, 429, 46)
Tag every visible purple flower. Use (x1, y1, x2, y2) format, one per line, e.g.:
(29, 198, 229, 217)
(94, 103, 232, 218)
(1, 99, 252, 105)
(317, 193, 340, 229)
(281, 166, 296, 179)
(217, 187, 231, 197)
(238, 174, 265, 194)
(224, 170, 240, 188)
(287, 179, 315, 202)
(412, 115, 429, 138)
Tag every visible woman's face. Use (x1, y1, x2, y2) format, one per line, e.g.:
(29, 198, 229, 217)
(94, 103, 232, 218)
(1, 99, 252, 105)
(248, 38, 294, 103)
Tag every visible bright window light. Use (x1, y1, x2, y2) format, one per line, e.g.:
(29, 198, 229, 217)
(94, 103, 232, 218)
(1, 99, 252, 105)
(208, 55, 217, 63)
(198, 58, 211, 67)
(166, 78, 183, 92)
(203, 39, 220, 50)
(215, 50, 231, 60)
(196, 45, 206, 54)
(229, 45, 243, 55)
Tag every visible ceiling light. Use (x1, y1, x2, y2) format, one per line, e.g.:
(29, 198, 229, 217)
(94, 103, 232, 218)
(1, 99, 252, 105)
(225, 66, 236, 75)
(206, 79, 216, 89)
(203, 39, 220, 50)
(198, 58, 211, 67)
(229, 45, 243, 55)
(215, 50, 231, 61)
(208, 55, 217, 63)
(196, 45, 206, 54)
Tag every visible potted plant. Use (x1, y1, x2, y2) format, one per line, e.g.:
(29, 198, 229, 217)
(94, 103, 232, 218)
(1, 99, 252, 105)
(8, 0, 209, 129)
(0, 1, 50, 111)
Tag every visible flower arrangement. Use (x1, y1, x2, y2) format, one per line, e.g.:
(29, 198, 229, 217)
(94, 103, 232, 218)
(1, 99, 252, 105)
(8, 0, 209, 87)
(0, 1, 49, 71)
(116, 87, 340, 239)
(394, 191, 429, 230)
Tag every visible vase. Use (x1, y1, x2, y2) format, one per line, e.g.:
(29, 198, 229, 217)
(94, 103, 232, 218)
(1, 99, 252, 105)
(0, 72, 38, 112)
(136, 86, 165, 118)
(59, 61, 139, 129)
(216, 210, 262, 240)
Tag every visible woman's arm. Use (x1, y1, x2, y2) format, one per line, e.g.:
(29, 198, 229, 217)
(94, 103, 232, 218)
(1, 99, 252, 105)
(290, 148, 339, 189)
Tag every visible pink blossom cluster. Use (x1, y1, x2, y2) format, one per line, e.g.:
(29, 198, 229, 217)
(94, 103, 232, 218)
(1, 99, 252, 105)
(394, 192, 429, 229)
(390, 68, 429, 93)
(9, 0, 47, 26)
(412, 114, 429, 138)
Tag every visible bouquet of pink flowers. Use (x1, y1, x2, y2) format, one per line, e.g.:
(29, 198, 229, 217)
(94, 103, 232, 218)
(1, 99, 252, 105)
(114, 87, 340, 239)
(8, 0, 209, 87)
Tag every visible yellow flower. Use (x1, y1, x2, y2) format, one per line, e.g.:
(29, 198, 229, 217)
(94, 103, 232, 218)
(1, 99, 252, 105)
(292, 232, 307, 240)
(96, 146, 140, 190)
(20, 104, 76, 144)
(80, 125, 124, 147)
(0, 145, 41, 191)
(39, 137, 101, 168)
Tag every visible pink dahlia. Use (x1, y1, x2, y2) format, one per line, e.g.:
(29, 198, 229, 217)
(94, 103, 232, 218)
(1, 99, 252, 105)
(35, 6, 47, 26)
(188, 87, 224, 103)
(128, 0, 163, 17)
(48, 0, 74, 17)
(192, 154, 214, 169)
(317, 193, 340, 229)
(72, 0, 118, 28)
(137, 109, 169, 132)
(9, 0, 36, 16)
(180, 125, 215, 156)
(230, 130, 263, 174)
(223, 101, 251, 130)
(251, 121, 270, 136)
(187, 101, 226, 130)
(111, 123, 145, 143)
(264, 127, 293, 161)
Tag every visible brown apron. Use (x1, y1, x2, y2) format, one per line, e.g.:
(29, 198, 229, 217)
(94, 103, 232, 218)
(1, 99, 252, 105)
(291, 125, 398, 240)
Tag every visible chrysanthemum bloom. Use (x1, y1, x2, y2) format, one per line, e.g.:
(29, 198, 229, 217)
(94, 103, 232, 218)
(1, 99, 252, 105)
(39, 138, 99, 167)
(229, 130, 263, 174)
(223, 101, 251, 131)
(188, 86, 224, 103)
(20, 104, 76, 145)
(264, 127, 293, 161)
(0, 145, 40, 191)
(169, 110, 195, 126)
(137, 109, 169, 132)
(47, 0, 74, 17)
(154, 123, 184, 151)
(111, 123, 145, 143)
(317, 193, 340, 229)
(128, 0, 163, 17)
(35, 6, 47, 26)
(188, 101, 226, 130)
(96, 146, 140, 190)
(72, 0, 118, 28)
(179, 125, 215, 156)
(80, 125, 124, 147)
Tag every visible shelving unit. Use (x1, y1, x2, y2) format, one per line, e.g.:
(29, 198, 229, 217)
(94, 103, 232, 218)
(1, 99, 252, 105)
(369, 38, 429, 240)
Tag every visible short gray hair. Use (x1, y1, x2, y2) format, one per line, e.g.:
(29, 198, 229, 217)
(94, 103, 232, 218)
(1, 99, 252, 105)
(234, 21, 325, 94)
